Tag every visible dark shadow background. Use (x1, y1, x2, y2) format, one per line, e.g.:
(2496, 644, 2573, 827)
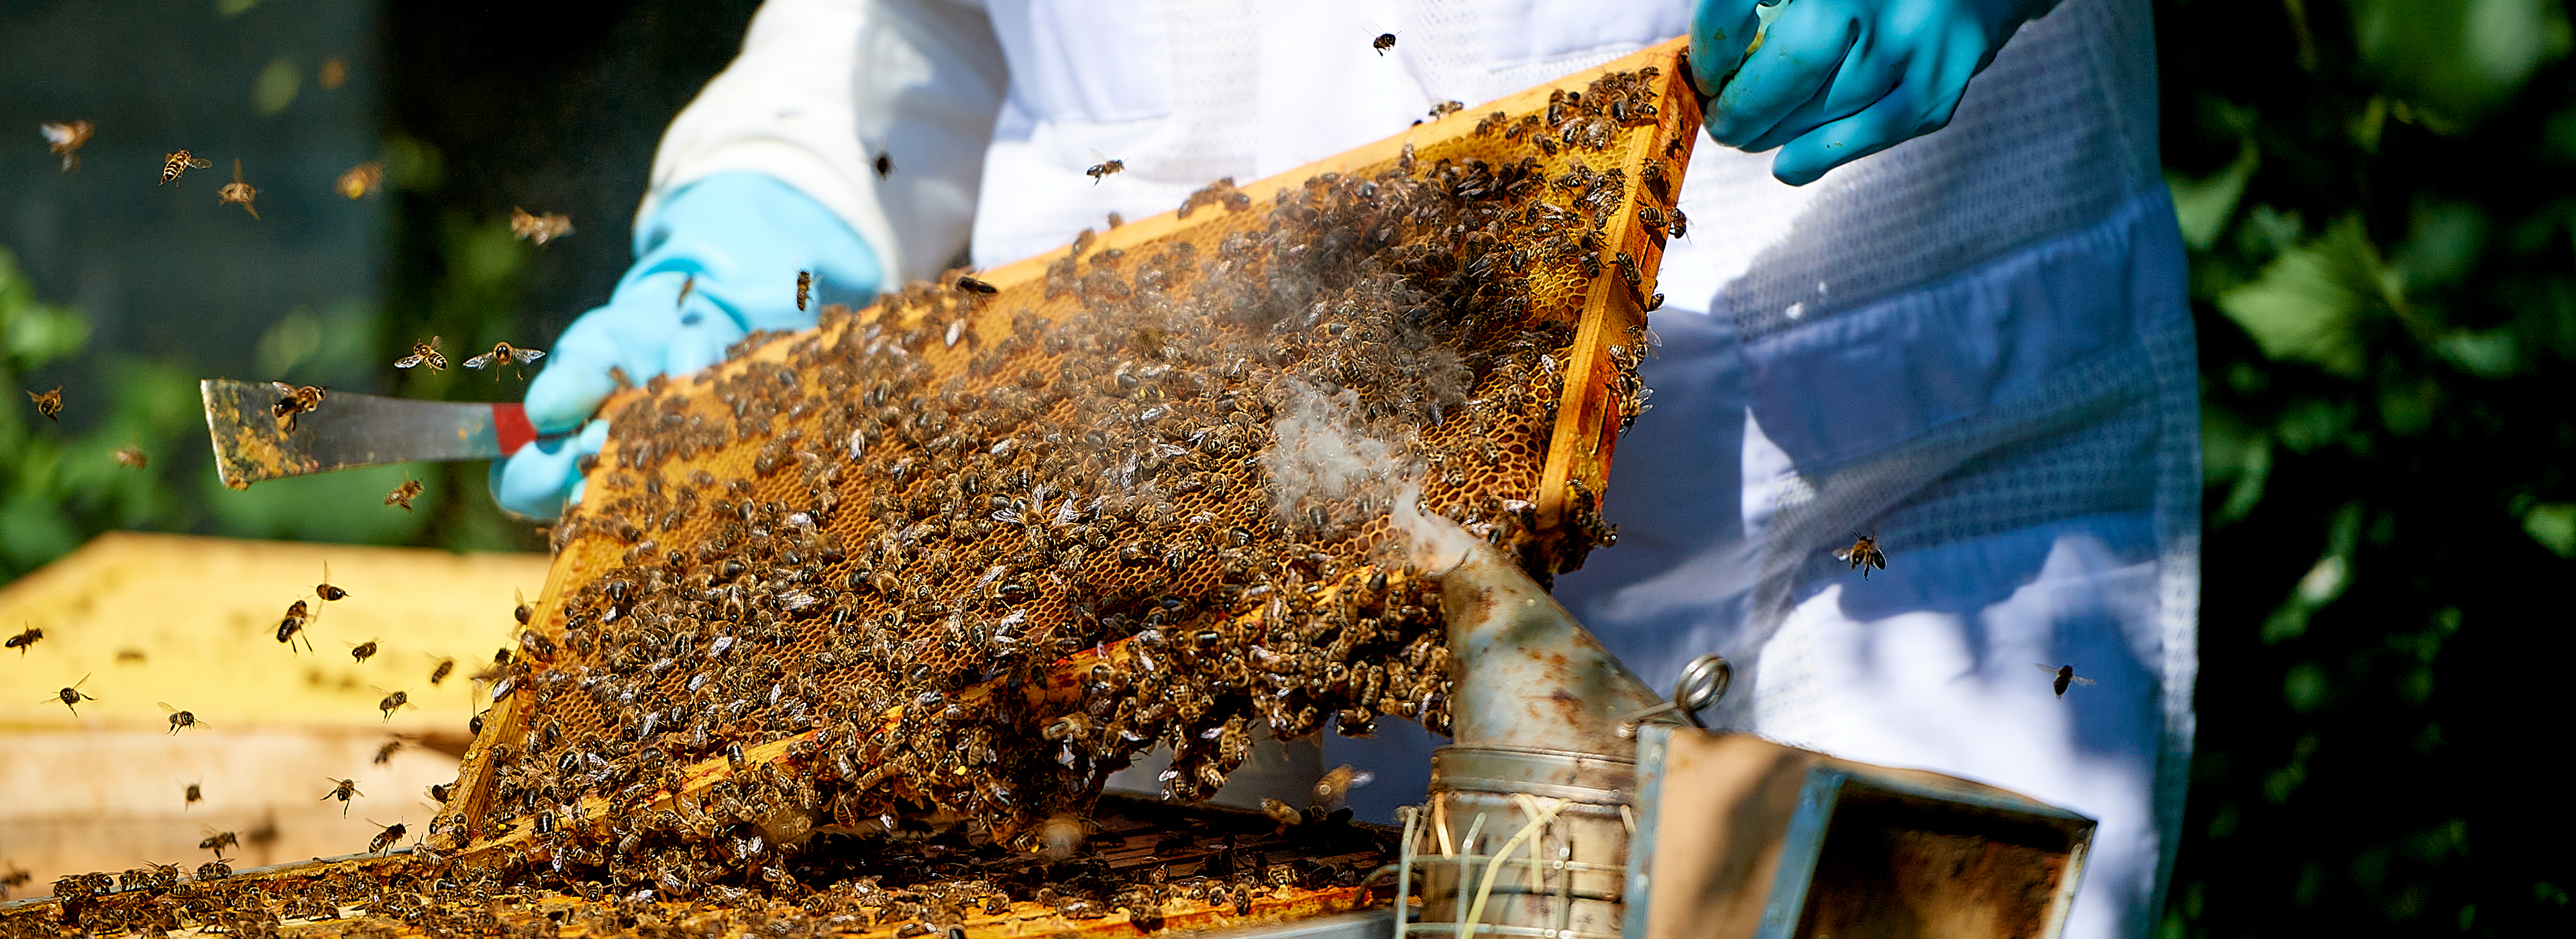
(3, 0, 2572, 934)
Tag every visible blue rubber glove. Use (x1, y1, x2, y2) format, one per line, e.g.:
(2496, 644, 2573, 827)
(495, 172, 882, 520)
(1690, 0, 2060, 185)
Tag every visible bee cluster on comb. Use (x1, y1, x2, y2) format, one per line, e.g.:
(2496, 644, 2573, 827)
(415, 44, 1699, 903)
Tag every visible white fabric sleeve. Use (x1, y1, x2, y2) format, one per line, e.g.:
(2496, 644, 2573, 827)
(639, 0, 1010, 284)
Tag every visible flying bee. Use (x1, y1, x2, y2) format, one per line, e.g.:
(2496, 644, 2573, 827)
(394, 335, 446, 370)
(314, 562, 349, 602)
(513, 588, 531, 625)
(365, 820, 406, 854)
(1311, 763, 1374, 812)
(1833, 533, 1886, 578)
(376, 689, 411, 721)
(374, 738, 403, 765)
(217, 159, 258, 218)
(2037, 664, 2097, 698)
(26, 387, 62, 421)
(319, 56, 348, 89)
(277, 599, 313, 652)
(271, 383, 324, 431)
(159, 702, 209, 734)
(1085, 150, 1124, 184)
(5, 624, 39, 655)
(385, 475, 422, 512)
(873, 152, 894, 178)
(349, 640, 378, 663)
(462, 341, 545, 376)
(509, 207, 574, 245)
(796, 271, 812, 311)
(199, 829, 239, 859)
(1258, 798, 1303, 830)
(111, 445, 147, 469)
(955, 275, 997, 294)
(321, 777, 364, 815)
(49, 674, 96, 714)
(429, 657, 455, 686)
(40, 120, 93, 172)
(336, 162, 383, 199)
(160, 149, 211, 185)
(184, 782, 203, 810)
(1668, 208, 1688, 239)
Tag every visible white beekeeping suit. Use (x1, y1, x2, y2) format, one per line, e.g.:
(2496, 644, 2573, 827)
(641, 3, 2196, 939)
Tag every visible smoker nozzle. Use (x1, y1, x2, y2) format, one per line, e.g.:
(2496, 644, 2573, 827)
(1434, 543, 1664, 756)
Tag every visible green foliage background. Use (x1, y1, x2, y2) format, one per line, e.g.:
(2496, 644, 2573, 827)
(2158, 0, 2573, 934)
(1, 0, 2571, 932)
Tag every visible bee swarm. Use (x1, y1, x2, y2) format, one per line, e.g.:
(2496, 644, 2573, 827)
(425, 44, 1698, 905)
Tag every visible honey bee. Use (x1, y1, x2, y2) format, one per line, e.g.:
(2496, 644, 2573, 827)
(1085, 152, 1124, 184)
(111, 445, 147, 469)
(160, 702, 209, 734)
(1833, 533, 1886, 578)
(797, 271, 812, 311)
(1373, 33, 1397, 54)
(217, 158, 259, 219)
(513, 588, 532, 624)
(366, 820, 407, 854)
(1668, 208, 1688, 239)
(2037, 664, 2097, 698)
(430, 657, 455, 686)
(160, 149, 211, 185)
(394, 335, 447, 370)
(427, 782, 452, 804)
(1258, 798, 1303, 830)
(463, 341, 546, 374)
(874, 152, 894, 178)
(199, 829, 239, 859)
(40, 120, 93, 172)
(277, 599, 313, 651)
(510, 207, 574, 245)
(184, 782, 203, 809)
(956, 275, 997, 294)
(377, 689, 411, 721)
(385, 475, 423, 512)
(350, 640, 379, 663)
(337, 162, 384, 199)
(315, 562, 350, 601)
(1311, 763, 1373, 812)
(1427, 101, 1464, 119)
(26, 386, 62, 421)
(321, 777, 364, 814)
(272, 382, 325, 431)
(374, 738, 403, 765)
(49, 674, 96, 714)
(5, 624, 39, 655)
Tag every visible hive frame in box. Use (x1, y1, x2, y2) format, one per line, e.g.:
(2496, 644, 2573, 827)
(434, 36, 1706, 864)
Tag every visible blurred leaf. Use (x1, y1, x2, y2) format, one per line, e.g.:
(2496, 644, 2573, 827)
(2218, 215, 2405, 377)
(254, 308, 323, 378)
(2523, 502, 2576, 557)
(216, 0, 264, 16)
(2169, 139, 2261, 251)
(1, 248, 91, 372)
(2350, 0, 2573, 125)
(203, 461, 432, 545)
(2434, 328, 2520, 376)
(253, 56, 301, 115)
(2396, 197, 2489, 290)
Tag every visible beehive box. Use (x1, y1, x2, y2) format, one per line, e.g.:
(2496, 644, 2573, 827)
(431, 38, 1705, 883)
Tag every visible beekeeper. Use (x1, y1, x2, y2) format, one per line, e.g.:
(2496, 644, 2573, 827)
(496, 3, 2196, 938)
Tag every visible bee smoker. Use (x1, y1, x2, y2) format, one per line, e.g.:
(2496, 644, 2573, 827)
(1395, 543, 2099, 939)
(1396, 542, 1670, 939)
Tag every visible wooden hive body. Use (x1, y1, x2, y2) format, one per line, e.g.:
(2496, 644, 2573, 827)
(435, 38, 1705, 875)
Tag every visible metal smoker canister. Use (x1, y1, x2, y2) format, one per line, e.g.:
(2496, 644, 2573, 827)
(1403, 543, 1670, 939)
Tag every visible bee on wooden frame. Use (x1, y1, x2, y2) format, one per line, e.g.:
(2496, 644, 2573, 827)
(40, 120, 93, 172)
(394, 335, 447, 371)
(463, 341, 545, 378)
(1833, 532, 1886, 578)
(272, 383, 325, 432)
(510, 207, 574, 245)
(955, 275, 998, 295)
(160, 702, 209, 734)
(217, 159, 258, 219)
(160, 149, 211, 185)
(26, 387, 62, 421)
